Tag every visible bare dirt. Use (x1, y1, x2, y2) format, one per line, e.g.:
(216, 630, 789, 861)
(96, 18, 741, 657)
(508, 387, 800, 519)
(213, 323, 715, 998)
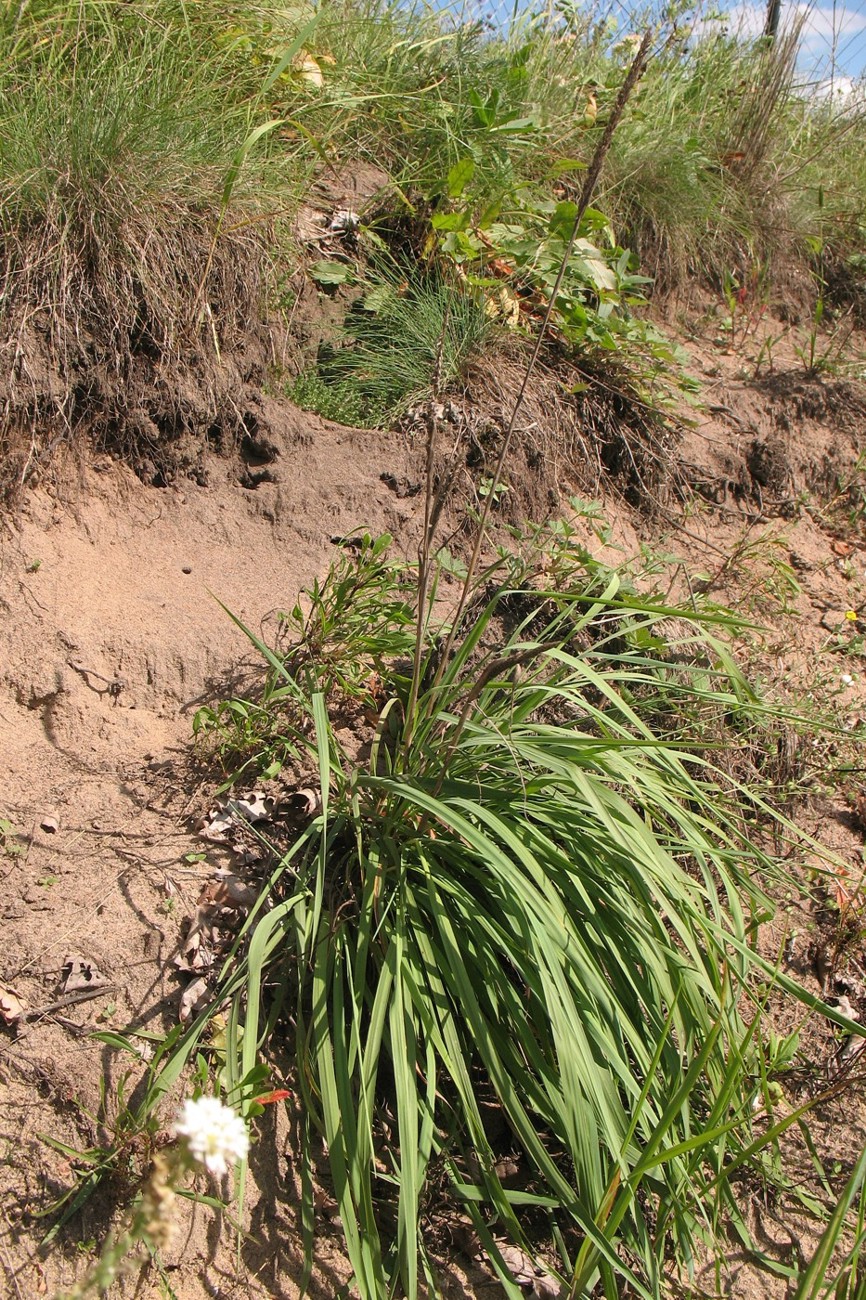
(0, 410, 434, 1298)
(1, 306, 866, 1299)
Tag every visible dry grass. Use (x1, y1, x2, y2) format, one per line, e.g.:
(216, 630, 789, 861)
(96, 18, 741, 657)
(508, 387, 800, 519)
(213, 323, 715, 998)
(458, 341, 684, 517)
(0, 208, 276, 496)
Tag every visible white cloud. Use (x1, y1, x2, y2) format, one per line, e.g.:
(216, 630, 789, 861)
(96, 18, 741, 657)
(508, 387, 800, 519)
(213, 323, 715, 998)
(797, 2, 866, 46)
(690, 4, 765, 41)
(813, 72, 854, 93)
(690, 2, 866, 76)
(691, 3, 866, 40)
(810, 74, 866, 102)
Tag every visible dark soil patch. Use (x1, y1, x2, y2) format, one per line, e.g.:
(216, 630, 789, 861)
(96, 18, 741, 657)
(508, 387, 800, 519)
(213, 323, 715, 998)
(0, 212, 277, 500)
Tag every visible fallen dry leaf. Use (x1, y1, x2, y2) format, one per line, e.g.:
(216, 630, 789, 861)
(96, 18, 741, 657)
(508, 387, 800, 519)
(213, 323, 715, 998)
(0, 984, 25, 1027)
(294, 50, 324, 87)
(62, 954, 107, 994)
(292, 787, 321, 817)
(179, 976, 210, 1023)
(832, 539, 854, 557)
(197, 792, 277, 842)
(211, 869, 259, 908)
(175, 916, 214, 973)
(176, 869, 258, 972)
(496, 1244, 563, 1298)
(835, 994, 857, 1020)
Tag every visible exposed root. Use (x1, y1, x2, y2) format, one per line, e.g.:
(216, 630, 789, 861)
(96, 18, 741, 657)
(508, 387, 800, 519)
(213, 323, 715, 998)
(449, 340, 684, 518)
(0, 205, 275, 498)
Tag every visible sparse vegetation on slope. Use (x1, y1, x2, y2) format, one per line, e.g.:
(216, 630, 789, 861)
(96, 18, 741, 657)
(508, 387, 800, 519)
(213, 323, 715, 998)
(2, 0, 864, 496)
(136, 525, 857, 1299)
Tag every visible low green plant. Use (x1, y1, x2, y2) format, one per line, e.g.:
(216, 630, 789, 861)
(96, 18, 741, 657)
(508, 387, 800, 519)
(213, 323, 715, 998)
(794, 299, 858, 377)
(693, 526, 802, 617)
(807, 449, 866, 540)
(288, 370, 375, 426)
(426, 157, 696, 401)
(0, 817, 23, 857)
(180, 523, 866, 1299)
(0, 0, 295, 231)
(38, 1053, 159, 1242)
(55, 1091, 253, 1300)
(294, 265, 495, 426)
(792, 1144, 866, 1300)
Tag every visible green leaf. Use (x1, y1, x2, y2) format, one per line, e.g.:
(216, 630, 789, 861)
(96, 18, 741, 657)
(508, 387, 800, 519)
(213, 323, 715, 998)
(477, 198, 502, 229)
(221, 118, 284, 208)
(793, 1144, 866, 1299)
(310, 260, 353, 286)
(490, 114, 540, 134)
(548, 157, 588, 177)
(263, 15, 321, 92)
(435, 547, 468, 579)
(468, 86, 498, 127)
(431, 209, 470, 232)
(447, 157, 475, 198)
(549, 200, 578, 237)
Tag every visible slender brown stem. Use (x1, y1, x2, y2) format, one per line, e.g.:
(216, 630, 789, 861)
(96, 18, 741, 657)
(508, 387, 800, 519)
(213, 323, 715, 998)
(430, 28, 655, 699)
(431, 643, 553, 797)
(402, 299, 451, 750)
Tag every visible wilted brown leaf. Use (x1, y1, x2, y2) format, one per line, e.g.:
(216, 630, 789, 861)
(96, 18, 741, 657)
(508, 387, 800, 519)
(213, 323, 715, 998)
(62, 954, 108, 994)
(0, 984, 25, 1027)
(496, 1244, 563, 1298)
(179, 976, 210, 1023)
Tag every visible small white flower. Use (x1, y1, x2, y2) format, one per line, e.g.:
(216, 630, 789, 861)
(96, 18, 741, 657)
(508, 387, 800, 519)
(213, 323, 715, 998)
(842, 673, 855, 686)
(174, 1096, 249, 1176)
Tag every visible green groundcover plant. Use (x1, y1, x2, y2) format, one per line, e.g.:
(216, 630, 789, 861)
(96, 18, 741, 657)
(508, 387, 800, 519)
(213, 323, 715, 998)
(180, 524, 865, 1299)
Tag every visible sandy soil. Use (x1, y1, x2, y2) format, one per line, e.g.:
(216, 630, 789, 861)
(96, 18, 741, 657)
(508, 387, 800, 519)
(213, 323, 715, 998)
(0, 411, 435, 1298)
(1, 311, 866, 1299)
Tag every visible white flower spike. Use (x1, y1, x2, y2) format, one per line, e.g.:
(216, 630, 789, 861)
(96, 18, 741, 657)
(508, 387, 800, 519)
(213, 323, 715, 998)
(174, 1096, 249, 1176)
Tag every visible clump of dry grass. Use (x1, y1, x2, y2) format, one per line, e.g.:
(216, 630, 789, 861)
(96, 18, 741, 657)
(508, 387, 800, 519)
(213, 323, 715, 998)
(458, 341, 684, 517)
(0, 0, 301, 497)
(0, 210, 274, 496)
(3, 0, 865, 502)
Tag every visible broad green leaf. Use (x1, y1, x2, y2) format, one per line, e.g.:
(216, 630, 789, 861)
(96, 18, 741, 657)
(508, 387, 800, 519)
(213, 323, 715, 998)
(447, 157, 475, 197)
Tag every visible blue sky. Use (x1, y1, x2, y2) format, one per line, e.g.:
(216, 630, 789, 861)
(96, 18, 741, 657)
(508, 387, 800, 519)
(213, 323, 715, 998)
(691, 1, 866, 85)
(469, 0, 866, 90)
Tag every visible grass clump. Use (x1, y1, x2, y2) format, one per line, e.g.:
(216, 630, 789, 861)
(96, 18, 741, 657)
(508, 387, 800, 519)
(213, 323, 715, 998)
(179, 524, 848, 1299)
(266, 3, 866, 299)
(0, 0, 306, 492)
(292, 268, 496, 426)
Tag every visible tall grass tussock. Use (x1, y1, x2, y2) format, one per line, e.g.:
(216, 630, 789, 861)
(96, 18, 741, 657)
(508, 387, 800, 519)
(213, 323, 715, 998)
(181, 520, 864, 1299)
